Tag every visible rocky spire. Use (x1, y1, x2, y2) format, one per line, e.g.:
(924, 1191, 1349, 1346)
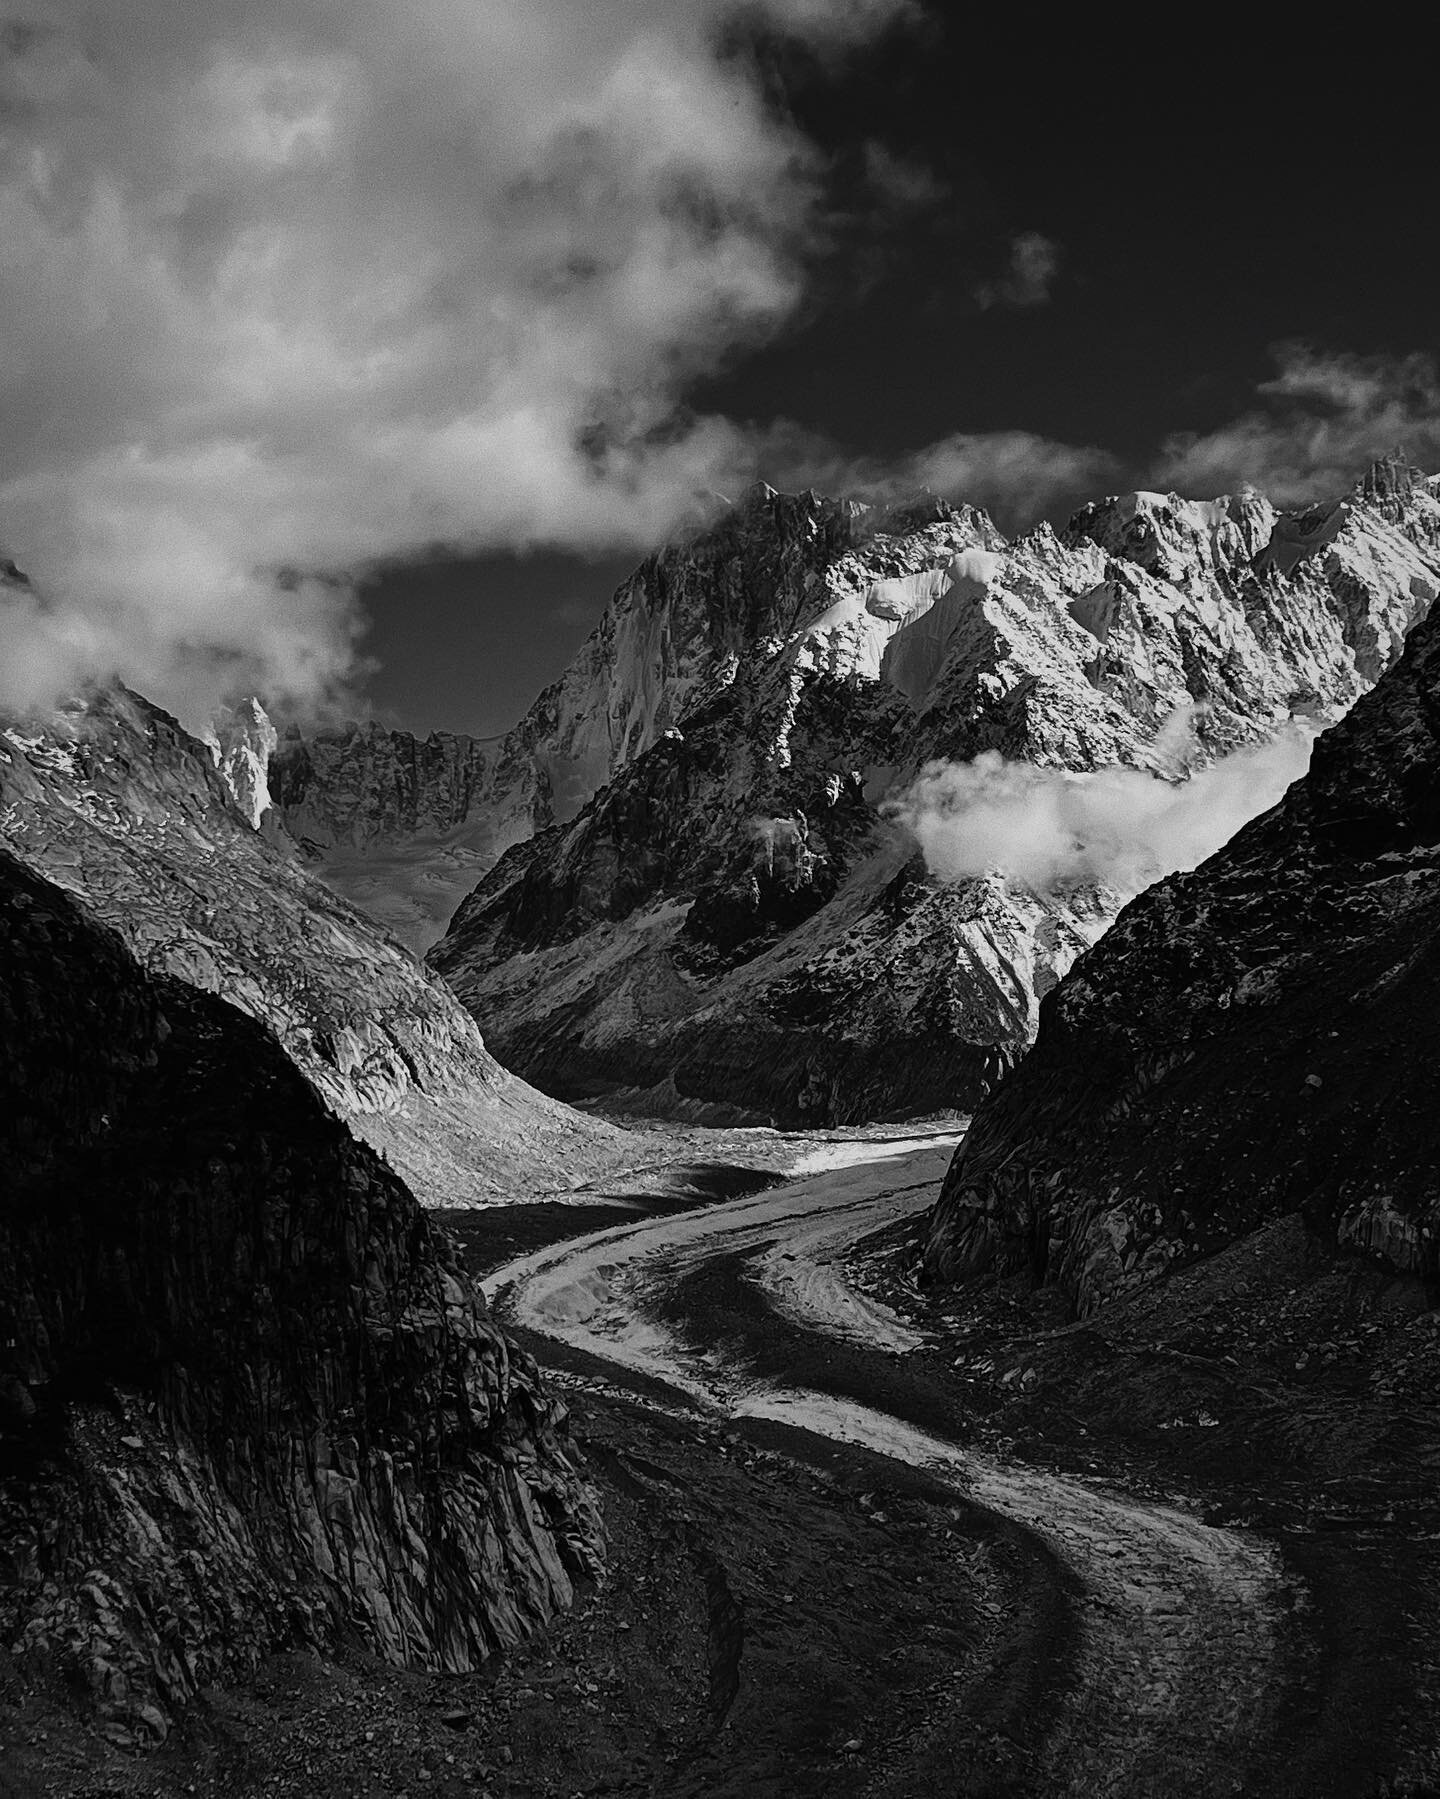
(1358, 448, 1423, 506)
(210, 695, 278, 828)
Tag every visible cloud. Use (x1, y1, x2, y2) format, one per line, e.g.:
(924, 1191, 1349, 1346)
(752, 0, 922, 53)
(860, 141, 946, 213)
(897, 430, 1116, 523)
(782, 341, 1439, 540)
(975, 231, 1061, 311)
(0, 0, 912, 722)
(752, 419, 1119, 530)
(888, 712, 1317, 898)
(6, 6, 1435, 742)
(1154, 344, 1440, 502)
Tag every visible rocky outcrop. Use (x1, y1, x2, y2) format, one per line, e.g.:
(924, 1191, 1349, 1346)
(0, 688, 623, 1204)
(274, 719, 494, 847)
(429, 464, 1440, 1123)
(0, 848, 602, 1745)
(209, 696, 279, 831)
(263, 487, 884, 951)
(268, 720, 507, 953)
(475, 483, 880, 825)
(923, 604, 1440, 1313)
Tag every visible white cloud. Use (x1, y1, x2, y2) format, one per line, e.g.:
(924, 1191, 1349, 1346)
(1154, 344, 1440, 502)
(6, 8, 1435, 739)
(889, 714, 1316, 898)
(975, 231, 1061, 311)
(0, 0, 911, 721)
(807, 342, 1440, 543)
(899, 429, 1114, 520)
(754, 420, 1118, 528)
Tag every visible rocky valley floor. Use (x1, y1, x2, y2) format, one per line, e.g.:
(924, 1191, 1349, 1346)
(4, 1121, 1439, 1798)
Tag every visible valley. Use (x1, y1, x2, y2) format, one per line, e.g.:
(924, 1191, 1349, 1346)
(6, 461, 1440, 1797)
(465, 1128, 1440, 1798)
(11, 1119, 1432, 1798)
(8, 19, 1439, 1796)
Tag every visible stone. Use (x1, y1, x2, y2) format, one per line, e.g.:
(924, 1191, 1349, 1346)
(0, 850, 604, 1743)
(925, 601, 1440, 1309)
(0, 688, 624, 1204)
(428, 463, 1440, 1123)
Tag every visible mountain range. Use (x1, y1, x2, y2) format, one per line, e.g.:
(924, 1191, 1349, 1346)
(5, 454, 1440, 1777)
(0, 688, 623, 1207)
(302, 455, 1440, 1125)
(10, 457, 1435, 1160)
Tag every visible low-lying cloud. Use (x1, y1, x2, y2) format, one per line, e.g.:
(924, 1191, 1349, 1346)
(890, 719, 1316, 898)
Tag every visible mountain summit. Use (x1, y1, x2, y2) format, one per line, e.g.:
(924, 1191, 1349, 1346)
(419, 461, 1440, 1123)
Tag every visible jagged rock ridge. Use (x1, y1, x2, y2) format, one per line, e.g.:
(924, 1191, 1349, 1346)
(427, 460, 1440, 1124)
(0, 688, 623, 1205)
(0, 848, 602, 1745)
(264, 486, 880, 952)
(924, 601, 1440, 1313)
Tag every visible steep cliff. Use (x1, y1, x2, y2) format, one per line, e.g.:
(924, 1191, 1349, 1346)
(0, 849, 602, 1746)
(265, 487, 882, 951)
(269, 720, 506, 954)
(0, 688, 623, 1204)
(924, 602, 1440, 1313)
(429, 461, 1440, 1123)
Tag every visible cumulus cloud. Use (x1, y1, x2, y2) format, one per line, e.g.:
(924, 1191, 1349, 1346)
(1154, 344, 1440, 502)
(975, 231, 1061, 312)
(759, 0, 920, 38)
(0, 0, 912, 721)
(889, 714, 1316, 898)
(7, 8, 1434, 738)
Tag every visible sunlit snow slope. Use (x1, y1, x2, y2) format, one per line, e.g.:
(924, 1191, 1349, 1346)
(429, 458, 1440, 1122)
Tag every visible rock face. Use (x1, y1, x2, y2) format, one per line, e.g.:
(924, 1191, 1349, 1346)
(924, 602, 1440, 1314)
(269, 720, 507, 954)
(0, 688, 622, 1204)
(209, 696, 279, 832)
(275, 719, 493, 846)
(0, 848, 602, 1744)
(263, 492, 883, 953)
(428, 463, 1440, 1124)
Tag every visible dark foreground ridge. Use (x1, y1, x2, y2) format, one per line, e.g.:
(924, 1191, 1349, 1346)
(0, 849, 601, 1749)
(926, 602, 1440, 1310)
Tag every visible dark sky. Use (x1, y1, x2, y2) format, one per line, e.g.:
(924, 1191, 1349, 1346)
(360, 19, 1437, 739)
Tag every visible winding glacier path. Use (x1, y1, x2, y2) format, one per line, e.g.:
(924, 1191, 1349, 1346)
(483, 1133, 1287, 1796)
